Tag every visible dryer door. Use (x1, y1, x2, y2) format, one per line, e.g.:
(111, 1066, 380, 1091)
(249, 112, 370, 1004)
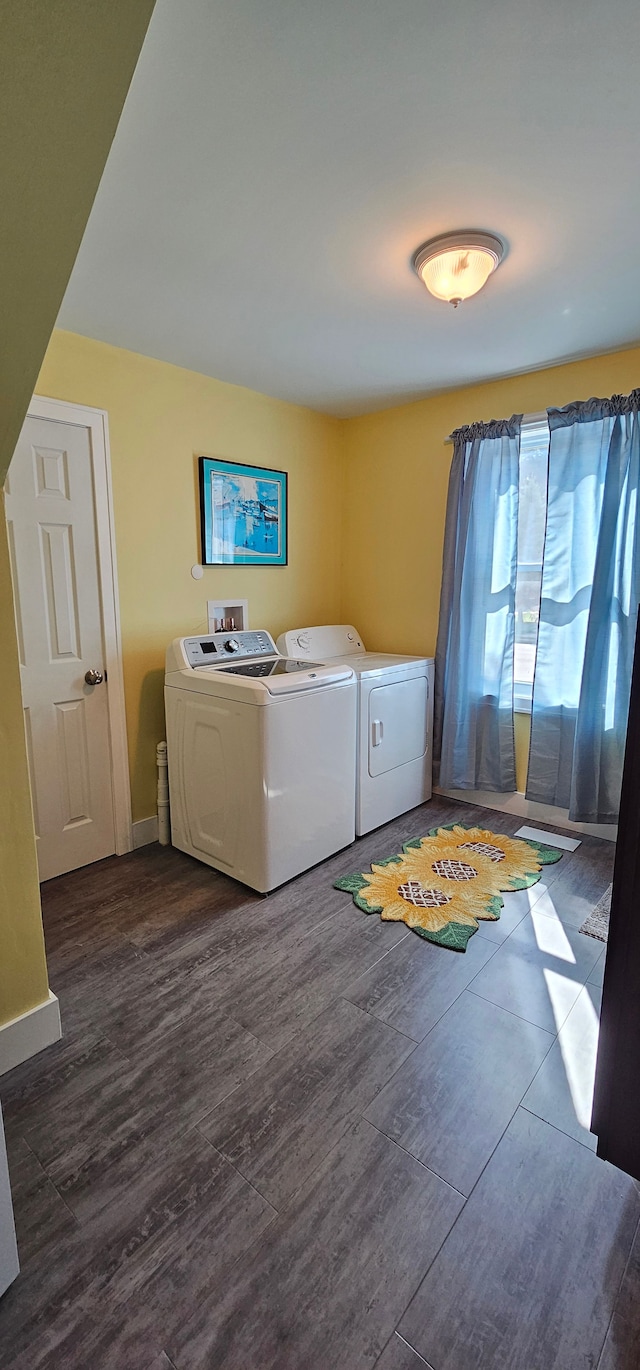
(368, 675, 429, 776)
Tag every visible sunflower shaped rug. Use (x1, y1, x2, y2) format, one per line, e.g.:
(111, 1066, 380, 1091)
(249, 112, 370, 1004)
(334, 824, 563, 952)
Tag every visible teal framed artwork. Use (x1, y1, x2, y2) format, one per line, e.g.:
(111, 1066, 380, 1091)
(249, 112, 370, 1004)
(199, 457, 288, 566)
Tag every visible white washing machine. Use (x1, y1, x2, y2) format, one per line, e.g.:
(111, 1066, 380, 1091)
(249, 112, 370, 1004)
(164, 630, 356, 892)
(276, 625, 434, 836)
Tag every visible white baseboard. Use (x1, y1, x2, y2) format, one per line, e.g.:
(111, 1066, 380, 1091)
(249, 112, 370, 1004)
(435, 786, 617, 843)
(0, 992, 61, 1077)
(132, 815, 159, 848)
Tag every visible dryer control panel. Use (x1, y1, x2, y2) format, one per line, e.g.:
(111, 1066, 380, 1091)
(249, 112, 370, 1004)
(276, 625, 364, 659)
(174, 630, 278, 670)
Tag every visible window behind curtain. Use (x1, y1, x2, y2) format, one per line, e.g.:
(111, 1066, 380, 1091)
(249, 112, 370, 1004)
(514, 415, 550, 711)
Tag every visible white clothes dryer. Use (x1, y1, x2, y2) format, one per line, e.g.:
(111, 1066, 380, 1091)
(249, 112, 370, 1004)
(276, 625, 434, 836)
(165, 630, 356, 892)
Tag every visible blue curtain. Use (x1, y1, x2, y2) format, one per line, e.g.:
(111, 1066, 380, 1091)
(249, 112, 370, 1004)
(434, 416, 521, 791)
(527, 392, 640, 822)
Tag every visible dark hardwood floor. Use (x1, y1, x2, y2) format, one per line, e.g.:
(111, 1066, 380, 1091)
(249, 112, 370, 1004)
(1, 795, 638, 1368)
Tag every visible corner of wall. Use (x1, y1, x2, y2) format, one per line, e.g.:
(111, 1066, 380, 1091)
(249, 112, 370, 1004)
(0, 497, 50, 1029)
(334, 416, 352, 624)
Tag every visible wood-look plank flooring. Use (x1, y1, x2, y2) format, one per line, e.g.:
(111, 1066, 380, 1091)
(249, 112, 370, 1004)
(1, 795, 637, 1368)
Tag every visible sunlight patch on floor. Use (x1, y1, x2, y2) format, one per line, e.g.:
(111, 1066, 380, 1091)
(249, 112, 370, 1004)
(530, 902, 576, 963)
(543, 967, 583, 1034)
(553, 984, 600, 1130)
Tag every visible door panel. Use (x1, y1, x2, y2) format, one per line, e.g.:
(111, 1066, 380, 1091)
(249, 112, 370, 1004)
(40, 521, 81, 658)
(34, 444, 70, 499)
(368, 675, 429, 777)
(5, 415, 116, 880)
(56, 697, 92, 828)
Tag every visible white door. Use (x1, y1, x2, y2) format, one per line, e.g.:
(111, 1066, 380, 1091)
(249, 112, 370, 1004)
(368, 675, 429, 776)
(5, 413, 120, 881)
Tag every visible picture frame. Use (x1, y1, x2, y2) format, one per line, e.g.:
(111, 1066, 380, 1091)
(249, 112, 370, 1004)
(199, 457, 288, 566)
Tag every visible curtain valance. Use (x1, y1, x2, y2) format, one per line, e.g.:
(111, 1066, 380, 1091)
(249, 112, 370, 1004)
(548, 388, 640, 430)
(450, 414, 522, 445)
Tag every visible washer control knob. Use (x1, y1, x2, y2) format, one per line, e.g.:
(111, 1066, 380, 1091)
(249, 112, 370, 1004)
(297, 632, 311, 649)
(225, 638, 241, 653)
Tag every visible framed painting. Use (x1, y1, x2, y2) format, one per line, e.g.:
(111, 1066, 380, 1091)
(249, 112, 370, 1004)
(199, 457, 288, 566)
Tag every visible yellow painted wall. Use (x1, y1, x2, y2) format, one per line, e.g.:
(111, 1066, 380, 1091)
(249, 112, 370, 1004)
(36, 331, 344, 821)
(0, 1, 155, 1031)
(0, 0, 156, 483)
(35, 336, 640, 827)
(342, 346, 640, 658)
(342, 345, 640, 791)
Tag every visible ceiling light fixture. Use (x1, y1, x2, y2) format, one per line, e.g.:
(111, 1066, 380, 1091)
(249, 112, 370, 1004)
(412, 230, 505, 307)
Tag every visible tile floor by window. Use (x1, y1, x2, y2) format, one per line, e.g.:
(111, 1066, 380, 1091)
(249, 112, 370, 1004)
(0, 797, 638, 1369)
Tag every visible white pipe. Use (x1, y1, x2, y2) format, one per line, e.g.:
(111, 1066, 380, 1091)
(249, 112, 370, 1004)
(156, 740, 170, 846)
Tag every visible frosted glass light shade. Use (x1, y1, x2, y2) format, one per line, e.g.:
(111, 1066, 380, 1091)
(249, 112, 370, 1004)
(413, 231, 504, 306)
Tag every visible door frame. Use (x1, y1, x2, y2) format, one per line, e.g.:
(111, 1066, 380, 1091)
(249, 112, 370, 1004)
(20, 394, 133, 858)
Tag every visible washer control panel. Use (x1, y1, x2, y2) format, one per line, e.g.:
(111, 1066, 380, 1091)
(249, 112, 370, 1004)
(183, 630, 277, 668)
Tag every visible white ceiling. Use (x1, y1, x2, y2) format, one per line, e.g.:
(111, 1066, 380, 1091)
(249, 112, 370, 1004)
(59, 0, 640, 416)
